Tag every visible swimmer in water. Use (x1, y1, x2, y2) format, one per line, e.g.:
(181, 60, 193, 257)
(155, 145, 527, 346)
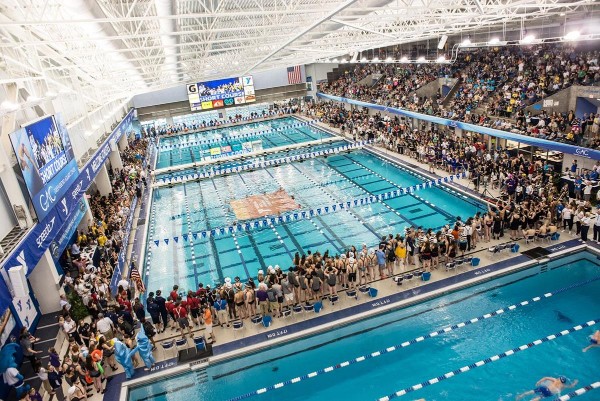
(516, 376, 578, 401)
(583, 330, 600, 352)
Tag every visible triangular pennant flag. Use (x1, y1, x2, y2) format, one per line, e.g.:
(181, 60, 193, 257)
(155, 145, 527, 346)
(324, 206, 329, 213)
(245, 223, 251, 231)
(285, 215, 291, 222)
(331, 205, 336, 211)
(219, 228, 225, 235)
(301, 212, 306, 218)
(317, 208, 322, 215)
(254, 221, 260, 228)
(210, 229, 216, 236)
(154, 240, 159, 247)
(164, 238, 169, 245)
(201, 231, 206, 238)
(270, 218, 275, 224)
(192, 232, 198, 240)
(182, 234, 188, 242)
(278, 216, 283, 223)
(293, 213, 298, 220)
(228, 226, 234, 233)
(173, 236, 179, 243)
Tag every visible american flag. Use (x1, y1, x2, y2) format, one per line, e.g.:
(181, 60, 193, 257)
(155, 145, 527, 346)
(287, 66, 302, 84)
(129, 264, 146, 293)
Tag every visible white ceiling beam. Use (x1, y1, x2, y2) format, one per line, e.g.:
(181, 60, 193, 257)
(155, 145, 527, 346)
(329, 18, 397, 39)
(243, 0, 363, 74)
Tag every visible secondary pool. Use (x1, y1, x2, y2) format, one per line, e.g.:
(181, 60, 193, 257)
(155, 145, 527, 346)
(156, 117, 331, 169)
(128, 251, 600, 401)
(145, 145, 485, 291)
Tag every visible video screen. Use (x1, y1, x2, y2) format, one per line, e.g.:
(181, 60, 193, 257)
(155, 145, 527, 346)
(10, 114, 79, 220)
(187, 76, 255, 111)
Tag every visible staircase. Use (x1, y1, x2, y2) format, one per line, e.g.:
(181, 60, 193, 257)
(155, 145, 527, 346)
(441, 78, 463, 106)
(0, 226, 27, 263)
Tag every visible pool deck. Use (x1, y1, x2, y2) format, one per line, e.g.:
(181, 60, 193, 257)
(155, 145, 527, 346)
(106, 116, 597, 401)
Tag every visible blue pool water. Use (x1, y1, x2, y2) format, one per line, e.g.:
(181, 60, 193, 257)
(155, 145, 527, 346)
(156, 117, 331, 169)
(146, 146, 485, 291)
(129, 252, 600, 401)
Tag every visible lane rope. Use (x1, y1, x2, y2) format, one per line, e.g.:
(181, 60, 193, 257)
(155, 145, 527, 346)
(552, 380, 600, 400)
(377, 318, 600, 401)
(225, 275, 600, 401)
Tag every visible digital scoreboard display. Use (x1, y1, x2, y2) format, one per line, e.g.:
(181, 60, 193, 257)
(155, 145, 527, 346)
(187, 76, 256, 111)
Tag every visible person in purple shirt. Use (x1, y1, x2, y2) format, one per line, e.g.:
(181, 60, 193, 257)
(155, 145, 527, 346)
(256, 283, 269, 316)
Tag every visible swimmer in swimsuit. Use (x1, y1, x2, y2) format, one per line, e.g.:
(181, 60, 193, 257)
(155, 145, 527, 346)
(583, 330, 600, 352)
(516, 376, 578, 401)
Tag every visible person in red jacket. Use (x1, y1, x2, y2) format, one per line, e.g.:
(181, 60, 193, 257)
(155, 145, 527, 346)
(187, 292, 201, 326)
(173, 301, 192, 339)
(165, 297, 176, 331)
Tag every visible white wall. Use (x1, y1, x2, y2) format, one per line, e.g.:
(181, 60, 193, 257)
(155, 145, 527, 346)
(132, 65, 306, 109)
(304, 63, 338, 98)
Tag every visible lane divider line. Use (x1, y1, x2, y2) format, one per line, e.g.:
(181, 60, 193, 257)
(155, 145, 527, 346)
(552, 380, 600, 400)
(225, 276, 600, 401)
(377, 319, 599, 401)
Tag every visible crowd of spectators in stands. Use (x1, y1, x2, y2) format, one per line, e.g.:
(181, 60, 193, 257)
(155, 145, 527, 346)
(320, 44, 600, 147)
(15, 137, 152, 400)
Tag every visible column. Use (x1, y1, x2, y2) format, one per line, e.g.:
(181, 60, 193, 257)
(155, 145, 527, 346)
(94, 164, 112, 196)
(78, 197, 94, 231)
(118, 133, 129, 152)
(28, 250, 61, 313)
(109, 148, 124, 171)
(0, 83, 34, 227)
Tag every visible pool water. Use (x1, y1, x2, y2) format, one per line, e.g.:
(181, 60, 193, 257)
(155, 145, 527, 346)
(128, 252, 600, 401)
(156, 117, 331, 169)
(146, 147, 485, 291)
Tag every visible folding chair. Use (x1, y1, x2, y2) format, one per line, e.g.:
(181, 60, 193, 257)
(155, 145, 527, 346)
(161, 339, 175, 359)
(232, 320, 244, 338)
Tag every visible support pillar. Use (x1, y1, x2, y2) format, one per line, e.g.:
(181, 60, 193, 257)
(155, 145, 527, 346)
(0, 83, 34, 227)
(94, 164, 112, 196)
(118, 133, 129, 152)
(28, 250, 61, 313)
(109, 148, 124, 171)
(78, 197, 94, 231)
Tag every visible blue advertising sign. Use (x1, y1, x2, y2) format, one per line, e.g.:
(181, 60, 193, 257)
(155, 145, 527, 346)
(9, 114, 79, 220)
(316, 93, 600, 160)
(50, 198, 88, 265)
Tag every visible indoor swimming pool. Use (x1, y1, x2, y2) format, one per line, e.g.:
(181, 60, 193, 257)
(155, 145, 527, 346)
(128, 251, 600, 401)
(145, 144, 485, 292)
(155, 117, 331, 169)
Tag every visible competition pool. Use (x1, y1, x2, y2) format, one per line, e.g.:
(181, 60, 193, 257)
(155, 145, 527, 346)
(145, 132, 486, 291)
(156, 117, 331, 169)
(128, 251, 600, 401)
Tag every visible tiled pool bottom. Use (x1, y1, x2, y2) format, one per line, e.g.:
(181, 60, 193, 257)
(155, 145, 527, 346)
(145, 147, 485, 291)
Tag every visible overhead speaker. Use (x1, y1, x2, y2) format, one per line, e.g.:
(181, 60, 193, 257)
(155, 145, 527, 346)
(9, 265, 28, 298)
(438, 35, 448, 50)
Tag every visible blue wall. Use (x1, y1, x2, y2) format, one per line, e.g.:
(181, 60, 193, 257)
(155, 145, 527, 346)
(575, 97, 598, 119)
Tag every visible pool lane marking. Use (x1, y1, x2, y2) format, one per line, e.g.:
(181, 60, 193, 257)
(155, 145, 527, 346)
(182, 182, 199, 289)
(377, 319, 600, 401)
(225, 276, 600, 401)
(209, 176, 252, 280)
(551, 380, 600, 401)
(288, 162, 379, 246)
(194, 180, 224, 284)
(313, 157, 418, 230)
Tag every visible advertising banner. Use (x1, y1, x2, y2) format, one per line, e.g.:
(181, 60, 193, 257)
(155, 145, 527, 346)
(9, 114, 79, 220)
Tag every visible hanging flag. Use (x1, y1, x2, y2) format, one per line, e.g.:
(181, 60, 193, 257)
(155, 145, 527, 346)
(182, 234, 189, 242)
(154, 240, 159, 247)
(130, 264, 146, 293)
(164, 238, 169, 245)
(173, 236, 179, 243)
(287, 65, 302, 84)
